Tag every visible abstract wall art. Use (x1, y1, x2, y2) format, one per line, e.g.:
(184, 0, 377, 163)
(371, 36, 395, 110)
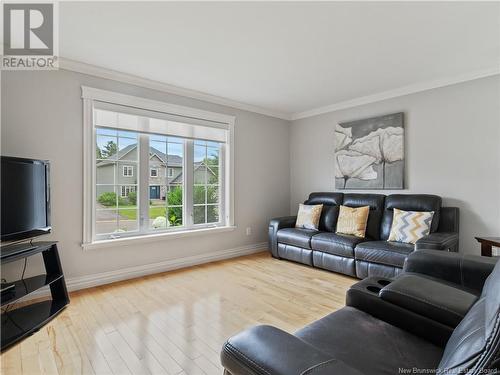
(335, 112, 404, 189)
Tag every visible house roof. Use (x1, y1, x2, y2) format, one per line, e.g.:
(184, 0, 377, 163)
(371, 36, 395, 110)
(97, 144, 183, 167)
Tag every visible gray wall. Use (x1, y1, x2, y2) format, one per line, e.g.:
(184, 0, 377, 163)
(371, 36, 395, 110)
(290, 75, 500, 255)
(1, 69, 291, 279)
(2, 69, 498, 283)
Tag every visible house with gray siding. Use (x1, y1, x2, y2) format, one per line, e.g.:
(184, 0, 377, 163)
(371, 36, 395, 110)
(96, 144, 217, 201)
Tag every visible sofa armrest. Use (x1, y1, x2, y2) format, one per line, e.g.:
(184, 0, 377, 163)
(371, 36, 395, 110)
(221, 325, 362, 375)
(415, 232, 459, 252)
(403, 250, 498, 294)
(438, 207, 459, 233)
(268, 216, 297, 258)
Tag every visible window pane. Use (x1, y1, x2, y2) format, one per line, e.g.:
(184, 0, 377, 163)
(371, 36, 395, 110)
(167, 185, 183, 205)
(118, 209, 139, 232)
(194, 168, 206, 184)
(207, 167, 219, 184)
(118, 186, 137, 207)
(94, 110, 227, 240)
(194, 145, 205, 162)
(150, 134, 167, 142)
(150, 140, 167, 158)
(193, 186, 206, 205)
(118, 136, 138, 161)
(149, 184, 165, 202)
(167, 141, 183, 185)
(96, 185, 117, 209)
(118, 130, 137, 139)
(207, 205, 219, 223)
(116, 162, 137, 184)
(167, 207, 182, 227)
(167, 136, 183, 144)
(96, 135, 118, 160)
(193, 206, 206, 224)
(96, 162, 115, 184)
(96, 127, 117, 136)
(207, 147, 219, 166)
(207, 186, 219, 204)
(95, 209, 118, 234)
(150, 205, 167, 229)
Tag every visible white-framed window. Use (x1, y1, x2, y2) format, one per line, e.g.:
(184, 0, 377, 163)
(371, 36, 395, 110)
(123, 165, 133, 177)
(82, 86, 235, 245)
(121, 185, 136, 197)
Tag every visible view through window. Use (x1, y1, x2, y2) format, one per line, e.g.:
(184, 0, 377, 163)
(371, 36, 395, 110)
(94, 108, 225, 240)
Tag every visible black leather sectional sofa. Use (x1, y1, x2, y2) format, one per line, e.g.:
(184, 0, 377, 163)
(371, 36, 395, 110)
(269, 192, 459, 278)
(221, 250, 500, 375)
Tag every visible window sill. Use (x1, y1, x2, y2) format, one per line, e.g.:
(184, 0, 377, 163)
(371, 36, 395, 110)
(82, 225, 237, 251)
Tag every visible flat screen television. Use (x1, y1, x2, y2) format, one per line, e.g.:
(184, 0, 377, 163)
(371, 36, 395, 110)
(1, 156, 51, 243)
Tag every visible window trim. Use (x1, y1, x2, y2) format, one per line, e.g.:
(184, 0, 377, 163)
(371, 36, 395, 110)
(150, 167, 158, 177)
(82, 86, 235, 247)
(122, 165, 133, 177)
(167, 167, 174, 178)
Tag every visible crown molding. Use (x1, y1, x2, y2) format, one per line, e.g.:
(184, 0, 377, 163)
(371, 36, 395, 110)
(59, 57, 292, 121)
(59, 57, 499, 122)
(290, 66, 500, 120)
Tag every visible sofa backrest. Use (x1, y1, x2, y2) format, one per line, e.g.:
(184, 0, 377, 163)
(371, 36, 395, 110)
(438, 259, 500, 373)
(305, 192, 343, 232)
(343, 194, 385, 240)
(380, 194, 442, 240)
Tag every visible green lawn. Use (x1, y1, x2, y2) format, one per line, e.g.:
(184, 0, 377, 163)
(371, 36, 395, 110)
(119, 206, 166, 220)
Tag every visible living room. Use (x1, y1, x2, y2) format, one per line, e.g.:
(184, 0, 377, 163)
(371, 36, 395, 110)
(1, 2, 499, 375)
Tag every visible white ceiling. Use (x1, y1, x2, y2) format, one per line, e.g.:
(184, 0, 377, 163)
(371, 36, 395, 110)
(60, 2, 500, 119)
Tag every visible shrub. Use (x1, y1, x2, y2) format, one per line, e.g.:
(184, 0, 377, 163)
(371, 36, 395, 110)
(127, 191, 137, 205)
(98, 192, 117, 207)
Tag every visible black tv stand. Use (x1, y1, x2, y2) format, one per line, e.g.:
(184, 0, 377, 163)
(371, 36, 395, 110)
(1, 241, 69, 351)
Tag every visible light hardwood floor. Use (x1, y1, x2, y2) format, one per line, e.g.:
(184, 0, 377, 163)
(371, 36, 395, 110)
(1, 252, 356, 375)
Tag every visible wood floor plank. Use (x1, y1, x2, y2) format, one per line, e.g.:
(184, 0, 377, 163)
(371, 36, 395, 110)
(1, 252, 356, 375)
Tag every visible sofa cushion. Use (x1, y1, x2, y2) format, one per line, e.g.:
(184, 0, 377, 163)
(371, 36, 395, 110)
(355, 240, 414, 268)
(388, 208, 435, 244)
(277, 228, 319, 249)
(336, 205, 370, 237)
(305, 192, 343, 232)
(380, 194, 441, 240)
(305, 192, 343, 206)
(295, 307, 443, 375)
(317, 205, 339, 232)
(296, 204, 323, 230)
(277, 243, 313, 266)
(311, 232, 364, 258)
(343, 194, 385, 240)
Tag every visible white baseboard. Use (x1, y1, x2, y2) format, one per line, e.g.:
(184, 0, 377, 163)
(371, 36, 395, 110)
(67, 242, 267, 292)
(25, 242, 267, 299)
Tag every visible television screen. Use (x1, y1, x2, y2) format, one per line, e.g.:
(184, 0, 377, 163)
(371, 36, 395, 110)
(1, 156, 51, 243)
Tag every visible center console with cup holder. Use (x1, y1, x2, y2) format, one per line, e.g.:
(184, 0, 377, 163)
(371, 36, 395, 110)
(345, 251, 496, 347)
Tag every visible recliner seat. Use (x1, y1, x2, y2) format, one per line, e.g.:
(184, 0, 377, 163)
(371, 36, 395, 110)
(221, 251, 500, 375)
(269, 192, 460, 279)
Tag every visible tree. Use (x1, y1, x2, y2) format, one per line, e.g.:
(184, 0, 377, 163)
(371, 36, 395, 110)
(101, 140, 117, 158)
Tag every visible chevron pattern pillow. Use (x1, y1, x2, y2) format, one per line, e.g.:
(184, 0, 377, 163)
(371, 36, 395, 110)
(388, 208, 435, 244)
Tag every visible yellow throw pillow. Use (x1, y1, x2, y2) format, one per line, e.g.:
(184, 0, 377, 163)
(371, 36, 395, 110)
(336, 205, 370, 238)
(296, 204, 323, 230)
(388, 208, 435, 244)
